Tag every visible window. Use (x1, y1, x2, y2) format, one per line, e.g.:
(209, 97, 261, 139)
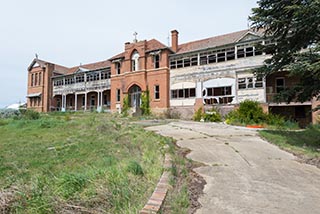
(154, 85, 160, 99)
(154, 55, 160, 69)
(170, 60, 176, 69)
(226, 49, 235, 60)
(116, 89, 121, 102)
(238, 78, 246, 89)
(171, 88, 196, 99)
(204, 86, 232, 96)
(238, 76, 264, 89)
(101, 70, 111, 79)
(200, 55, 208, 65)
(255, 76, 263, 88)
(131, 51, 139, 71)
(31, 74, 34, 86)
(35, 73, 38, 86)
(276, 77, 285, 93)
(116, 62, 121, 75)
(39, 73, 41, 85)
(217, 52, 226, 62)
(76, 75, 85, 83)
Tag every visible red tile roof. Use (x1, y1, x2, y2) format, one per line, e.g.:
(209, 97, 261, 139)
(176, 29, 264, 54)
(146, 39, 168, 52)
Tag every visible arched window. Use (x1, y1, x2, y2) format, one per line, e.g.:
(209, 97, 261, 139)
(131, 51, 139, 71)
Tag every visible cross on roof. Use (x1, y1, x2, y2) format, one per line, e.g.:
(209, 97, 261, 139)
(133, 32, 138, 41)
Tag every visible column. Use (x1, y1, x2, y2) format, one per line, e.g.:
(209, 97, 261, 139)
(84, 93, 87, 111)
(75, 93, 78, 111)
(62, 94, 66, 112)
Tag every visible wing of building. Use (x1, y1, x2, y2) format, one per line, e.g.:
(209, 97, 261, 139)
(26, 29, 320, 126)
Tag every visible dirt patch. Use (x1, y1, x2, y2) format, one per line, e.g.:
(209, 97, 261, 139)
(0, 188, 16, 214)
(161, 146, 206, 214)
(296, 154, 320, 169)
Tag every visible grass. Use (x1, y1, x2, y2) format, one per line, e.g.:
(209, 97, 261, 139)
(259, 125, 320, 158)
(0, 112, 173, 213)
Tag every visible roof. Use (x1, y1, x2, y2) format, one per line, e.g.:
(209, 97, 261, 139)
(28, 58, 69, 74)
(146, 39, 168, 52)
(175, 28, 264, 54)
(67, 60, 111, 74)
(109, 39, 169, 60)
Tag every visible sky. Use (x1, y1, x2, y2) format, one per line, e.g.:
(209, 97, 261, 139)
(0, 0, 258, 108)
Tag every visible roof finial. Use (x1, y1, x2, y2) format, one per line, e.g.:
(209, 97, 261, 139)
(35, 53, 38, 59)
(133, 32, 138, 43)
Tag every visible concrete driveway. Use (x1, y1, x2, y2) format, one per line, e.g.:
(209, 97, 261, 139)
(146, 121, 320, 214)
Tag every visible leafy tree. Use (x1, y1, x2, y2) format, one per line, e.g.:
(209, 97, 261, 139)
(250, 0, 320, 106)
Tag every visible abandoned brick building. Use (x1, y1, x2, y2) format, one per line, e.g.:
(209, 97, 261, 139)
(27, 29, 320, 125)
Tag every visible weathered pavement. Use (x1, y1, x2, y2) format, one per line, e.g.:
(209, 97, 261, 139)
(146, 121, 320, 214)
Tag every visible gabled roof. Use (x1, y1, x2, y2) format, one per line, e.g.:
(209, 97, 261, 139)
(109, 39, 170, 61)
(28, 58, 69, 74)
(175, 28, 264, 55)
(146, 39, 169, 52)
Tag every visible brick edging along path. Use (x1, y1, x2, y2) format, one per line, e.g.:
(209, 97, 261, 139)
(139, 154, 172, 214)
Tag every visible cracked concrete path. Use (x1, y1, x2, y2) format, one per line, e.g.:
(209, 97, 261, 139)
(146, 121, 320, 214)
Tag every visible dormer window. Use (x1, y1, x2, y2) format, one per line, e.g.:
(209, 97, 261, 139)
(115, 62, 121, 75)
(131, 51, 139, 71)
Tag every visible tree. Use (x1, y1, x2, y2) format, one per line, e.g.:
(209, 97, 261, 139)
(250, 0, 320, 106)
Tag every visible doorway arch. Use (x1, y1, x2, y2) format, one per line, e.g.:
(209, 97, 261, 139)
(128, 84, 141, 110)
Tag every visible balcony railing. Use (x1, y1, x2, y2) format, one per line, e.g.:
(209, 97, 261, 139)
(53, 79, 111, 96)
(266, 93, 311, 104)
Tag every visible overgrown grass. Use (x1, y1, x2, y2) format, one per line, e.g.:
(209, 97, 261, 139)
(259, 125, 320, 158)
(0, 112, 172, 213)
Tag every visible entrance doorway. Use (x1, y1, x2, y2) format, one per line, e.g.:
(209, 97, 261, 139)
(128, 85, 141, 113)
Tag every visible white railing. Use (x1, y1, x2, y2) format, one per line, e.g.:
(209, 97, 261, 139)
(53, 79, 111, 96)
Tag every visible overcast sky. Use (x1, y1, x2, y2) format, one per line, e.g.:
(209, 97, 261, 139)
(0, 0, 258, 108)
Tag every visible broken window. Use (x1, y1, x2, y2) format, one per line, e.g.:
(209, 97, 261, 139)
(177, 60, 183, 68)
(191, 57, 198, 66)
(238, 78, 246, 89)
(200, 55, 208, 65)
(208, 54, 216, 64)
(170, 60, 176, 69)
(226, 49, 235, 60)
(171, 90, 178, 99)
(184, 58, 191, 67)
(217, 52, 226, 62)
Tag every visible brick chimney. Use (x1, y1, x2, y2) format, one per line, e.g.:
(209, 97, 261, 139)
(171, 30, 179, 53)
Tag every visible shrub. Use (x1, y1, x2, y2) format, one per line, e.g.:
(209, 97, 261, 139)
(193, 107, 203, 121)
(141, 91, 151, 116)
(0, 109, 20, 119)
(203, 107, 222, 122)
(237, 100, 266, 124)
(21, 109, 40, 120)
(122, 95, 130, 117)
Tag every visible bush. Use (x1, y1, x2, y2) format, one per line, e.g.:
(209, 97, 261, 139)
(0, 109, 20, 119)
(203, 107, 222, 122)
(193, 107, 203, 121)
(19, 109, 40, 120)
(141, 91, 151, 116)
(122, 95, 130, 117)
